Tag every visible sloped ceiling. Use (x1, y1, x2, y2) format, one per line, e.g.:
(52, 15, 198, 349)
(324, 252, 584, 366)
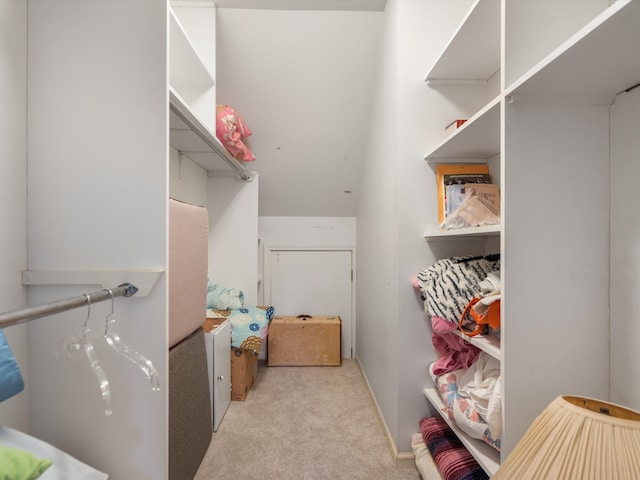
(215, 2, 386, 216)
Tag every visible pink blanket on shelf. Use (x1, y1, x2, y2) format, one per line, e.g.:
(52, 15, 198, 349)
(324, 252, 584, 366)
(431, 316, 481, 376)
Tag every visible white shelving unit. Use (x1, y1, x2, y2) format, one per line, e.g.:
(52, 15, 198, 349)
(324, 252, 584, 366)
(425, 0, 500, 85)
(169, 2, 254, 181)
(423, 388, 501, 476)
(451, 329, 500, 361)
(424, 224, 500, 241)
(422, 0, 636, 473)
(505, 0, 640, 103)
(425, 97, 500, 162)
(169, 8, 215, 93)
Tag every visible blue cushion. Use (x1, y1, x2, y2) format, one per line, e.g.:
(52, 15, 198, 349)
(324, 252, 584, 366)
(0, 329, 24, 402)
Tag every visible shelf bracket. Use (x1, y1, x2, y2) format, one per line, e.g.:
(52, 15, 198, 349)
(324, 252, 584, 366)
(22, 269, 164, 297)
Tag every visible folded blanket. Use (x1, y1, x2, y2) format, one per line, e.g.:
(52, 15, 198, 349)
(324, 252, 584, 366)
(228, 306, 274, 353)
(420, 417, 489, 480)
(208, 306, 275, 354)
(417, 255, 500, 324)
(431, 316, 482, 376)
(432, 353, 501, 451)
(207, 281, 244, 310)
(411, 433, 443, 480)
(456, 353, 502, 446)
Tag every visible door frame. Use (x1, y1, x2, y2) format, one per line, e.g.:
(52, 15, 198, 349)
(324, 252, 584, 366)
(262, 246, 357, 358)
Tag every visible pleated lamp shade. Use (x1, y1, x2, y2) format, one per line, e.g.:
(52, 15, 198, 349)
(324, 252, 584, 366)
(493, 395, 640, 480)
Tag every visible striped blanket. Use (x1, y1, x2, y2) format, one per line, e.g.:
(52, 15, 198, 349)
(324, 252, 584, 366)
(420, 417, 488, 480)
(417, 254, 500, 325)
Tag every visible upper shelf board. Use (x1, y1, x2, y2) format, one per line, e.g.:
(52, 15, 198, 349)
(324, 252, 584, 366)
(169, 7, 215, 91)
(425, 96, 500, 161)
(425, 0, 501, 84)
(169, 89, 255, 181)
(424, 224, 500, 241)
(506, 0, 640, 103)
(452, 329, 501, 361)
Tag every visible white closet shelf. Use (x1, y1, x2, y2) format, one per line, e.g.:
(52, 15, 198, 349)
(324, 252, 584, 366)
(424, 224, 500, 240)
(423, 387, 500, 476)
(505, 0, 640, 103)
(21, 269, 164, 297)
(425, 97, 500, 162)
(425, 0, 500, 84)
(451, 329, 501, 361)
(169, 88, 256, 181)
(169, 7, 215, 90)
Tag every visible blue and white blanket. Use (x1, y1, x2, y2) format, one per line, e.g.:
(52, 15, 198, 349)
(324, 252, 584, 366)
(207, 306, 275, 354)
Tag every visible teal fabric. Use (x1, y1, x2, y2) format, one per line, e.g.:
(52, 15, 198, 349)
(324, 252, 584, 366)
(0, 329, 24, 402)
(206, 280, 244, 310)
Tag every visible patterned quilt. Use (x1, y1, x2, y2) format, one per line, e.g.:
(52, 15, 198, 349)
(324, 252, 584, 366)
(207, 306, 274, 354)
(433, 353, 501, 451)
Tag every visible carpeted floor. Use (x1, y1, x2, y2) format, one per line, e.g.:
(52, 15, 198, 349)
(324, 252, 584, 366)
(194, 359, 420, 480)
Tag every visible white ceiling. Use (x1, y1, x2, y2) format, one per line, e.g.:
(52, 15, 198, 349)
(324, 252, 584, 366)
(215, 4, 385, 216)
(215, 0, 387, 12)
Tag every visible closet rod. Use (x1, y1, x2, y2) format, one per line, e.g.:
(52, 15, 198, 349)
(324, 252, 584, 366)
(0, 283, 138, 329)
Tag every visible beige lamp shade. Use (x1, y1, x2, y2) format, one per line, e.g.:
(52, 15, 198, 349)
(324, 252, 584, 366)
(493, 395, 640, 480)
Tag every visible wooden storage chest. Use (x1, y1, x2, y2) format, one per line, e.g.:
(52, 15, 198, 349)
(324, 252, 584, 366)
(267, 315, 341, 366)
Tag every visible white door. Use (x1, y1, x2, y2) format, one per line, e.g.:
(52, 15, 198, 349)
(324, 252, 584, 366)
(265, 249, 354, 358)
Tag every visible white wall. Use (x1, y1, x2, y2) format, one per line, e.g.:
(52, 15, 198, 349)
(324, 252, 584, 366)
(171, 149, 260, 307)
(357, 0, 483, 456)
(0, 0, 29, 430)
(215, 7, 382, 217)
(258, 215, 356, 304)
(396, 0, 490, 454)
(169, 149, 208, 207)
(610, 86, 640, 409)
(25, 2, 168, 478)
(355, 0, 401, 453)
(208, 174, 259, 305)
(258, 216, 356, 247)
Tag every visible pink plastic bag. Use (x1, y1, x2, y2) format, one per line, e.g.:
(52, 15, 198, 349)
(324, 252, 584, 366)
(215, 104, 255, 162)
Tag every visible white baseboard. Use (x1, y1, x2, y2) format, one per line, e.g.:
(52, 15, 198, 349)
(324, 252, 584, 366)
(355, 355, 416, 470)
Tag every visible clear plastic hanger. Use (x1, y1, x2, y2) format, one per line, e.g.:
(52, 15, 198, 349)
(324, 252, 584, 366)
(61, 294, 113, 416)
(103, 289, 160, 392)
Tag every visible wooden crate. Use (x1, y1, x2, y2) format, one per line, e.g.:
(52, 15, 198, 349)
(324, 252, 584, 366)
(267, 315, 341, 366)
(230, 346, 257, 401)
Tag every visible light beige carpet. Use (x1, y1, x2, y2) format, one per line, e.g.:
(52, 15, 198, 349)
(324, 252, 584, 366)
(194, 359, 420, 480)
